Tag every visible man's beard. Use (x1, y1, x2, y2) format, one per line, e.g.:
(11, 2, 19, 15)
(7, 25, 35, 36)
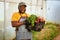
(19, 10, 26, 13)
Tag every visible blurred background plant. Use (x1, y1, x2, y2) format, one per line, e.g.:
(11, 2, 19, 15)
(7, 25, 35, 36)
(32, 22, 60, 40)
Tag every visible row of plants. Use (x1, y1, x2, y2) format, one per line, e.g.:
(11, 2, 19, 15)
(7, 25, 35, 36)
(32, 22, 59, 40)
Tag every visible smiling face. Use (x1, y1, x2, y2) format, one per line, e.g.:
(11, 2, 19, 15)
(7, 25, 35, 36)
(18, 5, 26, 13)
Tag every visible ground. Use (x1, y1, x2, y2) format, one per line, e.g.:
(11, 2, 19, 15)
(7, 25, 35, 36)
(53, 26, 60, 40)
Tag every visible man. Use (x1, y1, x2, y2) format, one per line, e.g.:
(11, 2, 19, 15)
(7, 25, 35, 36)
(11, 2, 32, 40)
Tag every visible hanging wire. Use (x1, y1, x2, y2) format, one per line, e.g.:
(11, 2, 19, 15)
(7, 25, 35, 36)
(41, 0, 43, 10)
(43, 0, 46, 19)
(35, 0, 38, 15)
(30, 0, 32, 13)
(41, 0, 44, 18)
(42, 0, 43, 17)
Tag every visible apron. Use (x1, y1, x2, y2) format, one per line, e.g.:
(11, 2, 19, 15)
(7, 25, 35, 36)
(16, 14, 32, 40)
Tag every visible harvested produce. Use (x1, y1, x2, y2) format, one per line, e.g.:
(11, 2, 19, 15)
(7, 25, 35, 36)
(27, 14, 37, 26)
(25, 14, 45, 32)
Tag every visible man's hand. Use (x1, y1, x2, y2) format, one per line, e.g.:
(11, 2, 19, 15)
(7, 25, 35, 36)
(19, 22, 25, 25)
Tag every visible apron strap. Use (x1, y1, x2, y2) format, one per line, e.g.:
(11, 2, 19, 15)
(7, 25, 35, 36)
(16, 13, 27, 31)
(18, 13, 27, 22)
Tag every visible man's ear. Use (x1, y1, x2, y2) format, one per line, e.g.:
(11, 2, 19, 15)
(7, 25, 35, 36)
(18, 6, 20, 9)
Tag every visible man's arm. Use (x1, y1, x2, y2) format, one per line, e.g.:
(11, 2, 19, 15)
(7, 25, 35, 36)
(11, 21, 24, 27)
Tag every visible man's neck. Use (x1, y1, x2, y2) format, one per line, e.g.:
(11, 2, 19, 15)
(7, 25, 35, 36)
(19, 12, 25, 14)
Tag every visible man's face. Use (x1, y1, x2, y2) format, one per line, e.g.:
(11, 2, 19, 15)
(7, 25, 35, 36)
(19, 5, 26, 13)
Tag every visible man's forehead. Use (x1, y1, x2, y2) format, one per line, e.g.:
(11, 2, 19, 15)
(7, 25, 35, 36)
(20, 5, 26, 7)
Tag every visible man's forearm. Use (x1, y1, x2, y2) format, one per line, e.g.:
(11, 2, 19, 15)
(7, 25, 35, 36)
(11, 21, 24, 27)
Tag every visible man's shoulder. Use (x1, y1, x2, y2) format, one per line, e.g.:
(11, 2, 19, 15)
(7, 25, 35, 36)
(13, 12, 19, 14)
(12, 12, 20, 15)
(11, 12, 20, 21)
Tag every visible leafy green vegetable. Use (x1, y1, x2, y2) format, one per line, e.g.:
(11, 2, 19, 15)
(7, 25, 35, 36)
(27, 14, 37, 26)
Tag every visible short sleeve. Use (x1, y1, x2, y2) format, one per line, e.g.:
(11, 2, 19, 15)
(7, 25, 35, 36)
(11, 12, 21, 21)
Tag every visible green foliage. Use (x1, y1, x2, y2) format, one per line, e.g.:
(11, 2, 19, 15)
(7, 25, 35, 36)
(32, 22, 58, 40)
(27, 14, 37, 26)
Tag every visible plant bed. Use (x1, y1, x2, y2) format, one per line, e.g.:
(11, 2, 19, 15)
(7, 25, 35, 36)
(32, 22, 59, 40)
